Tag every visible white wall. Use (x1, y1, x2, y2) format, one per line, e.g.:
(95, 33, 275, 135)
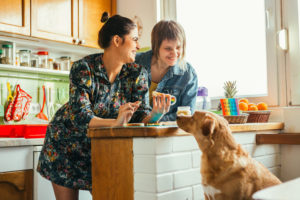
(117, 0, 158, 49)
(281, 107, 300, 181)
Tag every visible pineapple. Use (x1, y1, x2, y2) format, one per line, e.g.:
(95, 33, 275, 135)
(223, 81, 238, 98)
(217, 81, 238, 111)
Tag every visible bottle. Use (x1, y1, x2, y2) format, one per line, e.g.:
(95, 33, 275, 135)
(196, 87, 211, 110)
(177, 106, 191, 116)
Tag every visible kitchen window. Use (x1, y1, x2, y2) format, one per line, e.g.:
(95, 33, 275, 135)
(172, 0, 284, 107)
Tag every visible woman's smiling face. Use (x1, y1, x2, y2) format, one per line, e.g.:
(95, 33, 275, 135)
(158, 39, 182, 66)
(120, 27, 140, 63)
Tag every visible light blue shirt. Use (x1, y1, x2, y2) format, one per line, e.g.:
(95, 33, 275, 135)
(135, 50, 198, 121)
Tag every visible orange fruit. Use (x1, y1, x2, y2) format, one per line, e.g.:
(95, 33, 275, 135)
(248, 103, 256, 110)
(257, 102, 268, 110)
(249, 104, 258, 111)
(239, 98, 249, 105)
(239, 102, 248, 111)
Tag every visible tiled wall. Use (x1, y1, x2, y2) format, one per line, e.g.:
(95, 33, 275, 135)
(133, 130, 281, 200)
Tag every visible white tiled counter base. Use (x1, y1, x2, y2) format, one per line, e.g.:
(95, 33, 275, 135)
(133, 130, 281, 200)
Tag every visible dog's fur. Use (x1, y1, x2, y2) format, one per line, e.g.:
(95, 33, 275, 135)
(177, 111, 281, 200)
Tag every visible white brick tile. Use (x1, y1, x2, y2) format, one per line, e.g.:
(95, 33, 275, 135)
(243, 144, 280, 157)
(157, 174, 173, 192)
(174, 169, 201, 188)
(193, 185, 205, 200)
(173, 136, 199, 152)
(157, 187, 193, 200)
(133, 138, 173, 155)
(192, 150, 201, 168)
(135, 192, 156, 200)
(254, 154, 281, 168)
(156, 153, 192, 173)
(134, 155, 156, 173)
(233, 132, 256, 144)
(134, 173, 173, 193)
(135, 173, 157, 193)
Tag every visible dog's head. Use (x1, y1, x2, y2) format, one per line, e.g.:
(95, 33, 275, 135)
(177, 111, 232, 151)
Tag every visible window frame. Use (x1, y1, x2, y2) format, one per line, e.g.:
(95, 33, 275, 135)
(163, 0, 286, 108)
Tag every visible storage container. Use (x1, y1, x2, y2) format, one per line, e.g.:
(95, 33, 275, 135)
(59, 56, 71, 71)
(37, 51, 48, 68)
(1, 44, 13, 65)
(177, 106, 191, 116)
(24, 124, 47, 138)
(31, 53, 39, 67)
(19, 49, 31, 67)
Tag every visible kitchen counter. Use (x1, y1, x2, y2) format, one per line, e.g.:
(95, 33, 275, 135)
(87, 121, 284, 200)
(88, 122, 284, 138)
(0, 138, 44, 147)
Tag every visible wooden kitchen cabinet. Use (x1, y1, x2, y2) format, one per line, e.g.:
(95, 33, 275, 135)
(0, 0, 30, 36)
(0, 170, 33, 200)
(31, 0, 116, 48)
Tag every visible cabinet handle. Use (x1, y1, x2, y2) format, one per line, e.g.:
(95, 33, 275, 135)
(73, 38, 79, 44)
(79, 39, 86, 45)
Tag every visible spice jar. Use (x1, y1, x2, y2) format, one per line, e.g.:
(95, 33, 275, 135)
(59, 56, 71, 71)
(31, 53, 38, 68)
(52, 59, 61, 70)
(176, 106, 191, 116)
(1, 44, 13, 65)
(48, 58, 54, 69)
(19, 49, 31, 67)
(37, 51, 48, 68)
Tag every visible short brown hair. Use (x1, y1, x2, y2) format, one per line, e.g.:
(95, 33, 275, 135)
(151, 20, 186, 66)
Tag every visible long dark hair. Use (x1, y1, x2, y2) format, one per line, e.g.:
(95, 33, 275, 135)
(98, 13, 136, 49)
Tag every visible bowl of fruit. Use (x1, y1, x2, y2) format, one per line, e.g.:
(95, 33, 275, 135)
(238, 99, 270, 123)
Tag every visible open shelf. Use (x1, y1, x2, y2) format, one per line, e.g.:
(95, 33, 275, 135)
(0, 64, 69, 77)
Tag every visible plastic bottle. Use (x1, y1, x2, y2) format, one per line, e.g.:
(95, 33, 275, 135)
(196, 87, 211, 110)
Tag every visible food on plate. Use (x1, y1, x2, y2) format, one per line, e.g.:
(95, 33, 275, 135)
(123, 123, 145, 127)
(146, 122, 161, 126)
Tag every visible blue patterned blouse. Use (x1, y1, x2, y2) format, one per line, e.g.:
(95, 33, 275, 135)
(37, 53, 151, 190)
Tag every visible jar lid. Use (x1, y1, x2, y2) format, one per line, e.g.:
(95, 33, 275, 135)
(2, 44, 12, 48)
(37, 51, 49, 55)
(19, 49, 31, 53)
(60, 56, 71, 59)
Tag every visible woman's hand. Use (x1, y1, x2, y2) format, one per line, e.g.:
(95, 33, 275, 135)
(148, 94, 171, 123)
(115, 101, 141, 126)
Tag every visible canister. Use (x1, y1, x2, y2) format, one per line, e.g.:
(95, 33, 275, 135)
(59, 56, 71, 71)
(37, 51, 48, 68)
(1, 44, 13, 65)
(19, 49, 31, 67)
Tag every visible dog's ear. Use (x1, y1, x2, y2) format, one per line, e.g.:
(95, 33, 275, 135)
(202, 115, 216, 136)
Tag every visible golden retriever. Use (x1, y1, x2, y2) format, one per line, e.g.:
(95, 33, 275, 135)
(176, 111, 281, 200)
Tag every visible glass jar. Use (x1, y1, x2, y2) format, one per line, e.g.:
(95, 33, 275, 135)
(52, 59, 61, 70)
(48, 58, 54, 69)
(177, 106, 191, 116)
(59, 56, 71, 71)
(31, 53, 39, 68)
(19, 49, 31, 67)
(37, 51, 48, 68)
(1, 44, 13, 65)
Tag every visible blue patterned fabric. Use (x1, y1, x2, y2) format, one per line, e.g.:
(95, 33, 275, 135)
(135, 50, 198, 121)
(37, 53, 151, 190)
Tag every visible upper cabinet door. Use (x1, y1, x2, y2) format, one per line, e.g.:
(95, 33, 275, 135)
(0, 0, 30, 35)
(78, 0, 116, 48)
(31, 0, 78, 44)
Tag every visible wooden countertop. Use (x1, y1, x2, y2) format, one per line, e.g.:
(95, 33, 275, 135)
(88, 122, 284, 138)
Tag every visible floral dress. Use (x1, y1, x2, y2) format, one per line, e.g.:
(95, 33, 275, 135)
(37, 53, 151, 190)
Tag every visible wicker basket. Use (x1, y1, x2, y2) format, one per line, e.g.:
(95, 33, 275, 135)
(243, 110, 271, 123)
(222, 113, 249, 124)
